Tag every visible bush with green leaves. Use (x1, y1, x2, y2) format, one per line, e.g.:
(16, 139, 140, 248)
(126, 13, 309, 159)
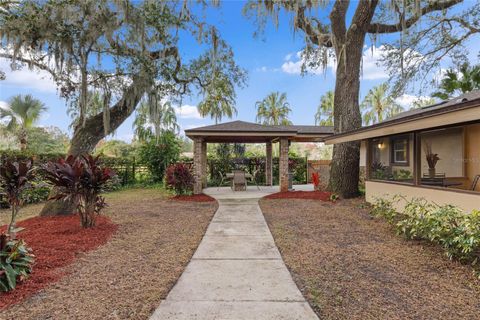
(137, 132, 181, 183)
(371, 196, 480, 265)
(0, 233, 34, 292)
(164, 163, 195, 195)
(396, 198, 438, 240)
(370, 196, 398, 224)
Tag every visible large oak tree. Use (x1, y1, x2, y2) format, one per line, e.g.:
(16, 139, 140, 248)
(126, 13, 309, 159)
(0, 0, 246, 214)
(246, 0, 478, 198)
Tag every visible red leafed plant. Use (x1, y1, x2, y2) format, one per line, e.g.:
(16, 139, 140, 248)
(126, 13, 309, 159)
(311, 172, 320, 190)
(42, 155, 116, 228)
(0, 159, 35, 238)
(165, 163, 195, 195)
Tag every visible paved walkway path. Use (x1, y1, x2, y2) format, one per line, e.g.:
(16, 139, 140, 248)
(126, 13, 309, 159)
(150, 188, 318, 320)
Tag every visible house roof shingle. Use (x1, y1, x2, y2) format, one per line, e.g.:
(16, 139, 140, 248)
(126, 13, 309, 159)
(185, 120, 333, 135)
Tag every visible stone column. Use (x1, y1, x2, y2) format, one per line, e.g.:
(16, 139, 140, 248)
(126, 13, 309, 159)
(193, 137, 204, 194)
(279, 138, 289, 192)
(201, 140, 207, 188)
(265, 141, 273, 186)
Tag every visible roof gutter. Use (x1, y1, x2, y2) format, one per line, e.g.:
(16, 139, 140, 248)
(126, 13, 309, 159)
(324, 98, 480, 144)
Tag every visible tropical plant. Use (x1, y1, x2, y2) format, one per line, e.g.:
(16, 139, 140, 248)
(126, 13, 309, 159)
(361, 84, 404, 125)
(255, 92, 292, 126)
(432, 63, 480, 100)
(0, 159, 34, 238)
(0, 234, 34, 292)
(164, 163, 195, 195)
(133, 98, 179, 142)
(370, 196, 398, 224)
(137, 131, 181, 183)
(423, 141, 440, 169)
(0, 95, 47, 150)
(42, 155, 116, 228)
(198, 71, 239, 124)
(315, 91, 334, 126)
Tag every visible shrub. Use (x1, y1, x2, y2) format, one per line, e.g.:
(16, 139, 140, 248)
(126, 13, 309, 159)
(165, 163, 195, 195)
(424, 206, 480, 262)
(370, 196, 398, 224)
(137, 131, 181, 183)
(372, 196, 480, 265)
(43, 155, 116, 228)
(396, 198, 438, 240)
(0, 159, 35, 238)
(0, 233, 34, 292)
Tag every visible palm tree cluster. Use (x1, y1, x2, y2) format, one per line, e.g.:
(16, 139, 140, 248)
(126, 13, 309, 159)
(255, 92, 292, 126)
(133, 98, 179, 142)
(361, 83, 404, 125)
(0, 95, 47, 150)
(432, 63, 480, 100)
(315, 91, 334, 126)
(315, 84, 407, 127)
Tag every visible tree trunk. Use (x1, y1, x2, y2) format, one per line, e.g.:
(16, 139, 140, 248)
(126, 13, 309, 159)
(40, 75, 148, 216)
(19, 128, 27, 151)
(328, 0, 377, 198)
(328, 55, 363, 197)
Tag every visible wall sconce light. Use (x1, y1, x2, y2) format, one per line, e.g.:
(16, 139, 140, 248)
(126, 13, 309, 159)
(377, 141, 384, 149)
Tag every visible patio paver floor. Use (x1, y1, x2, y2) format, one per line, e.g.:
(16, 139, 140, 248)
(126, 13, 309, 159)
(150, 187, 318, 320)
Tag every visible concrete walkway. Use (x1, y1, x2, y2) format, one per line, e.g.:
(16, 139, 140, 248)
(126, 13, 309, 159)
(150, 186, 318, 320)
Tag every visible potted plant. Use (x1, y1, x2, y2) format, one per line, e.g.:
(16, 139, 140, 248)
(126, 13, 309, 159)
(423, 141, 440, 177)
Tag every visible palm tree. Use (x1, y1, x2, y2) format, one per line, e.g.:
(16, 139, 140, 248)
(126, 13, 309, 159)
(255, 92, 292, 126)
(361, 83, 404, 125)
(432, 63, 480, 100)
(0, 94, 47, 150)
(315, 91, 334, 126)
(133, 99, 179, 142)
(198, 71, 238, 124)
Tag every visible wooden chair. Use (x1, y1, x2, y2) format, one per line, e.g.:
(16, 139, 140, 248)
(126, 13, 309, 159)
(471, 175, 480, 191)
(232, 170, 247, 191)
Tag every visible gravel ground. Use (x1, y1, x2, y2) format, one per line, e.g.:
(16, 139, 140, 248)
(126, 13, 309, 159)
(259, 198, 480, 320)
(1, 188, 218, 320)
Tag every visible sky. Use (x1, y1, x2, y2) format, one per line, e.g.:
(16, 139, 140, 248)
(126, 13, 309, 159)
(0, 1, 478, 143)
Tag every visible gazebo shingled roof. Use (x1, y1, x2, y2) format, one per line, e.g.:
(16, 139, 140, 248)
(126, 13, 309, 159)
(185, 120, 333, 143)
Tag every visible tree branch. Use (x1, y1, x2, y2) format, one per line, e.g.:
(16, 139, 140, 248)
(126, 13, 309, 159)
(295, 6, 332, 47)
(330, 0, 350, 45)
(367, 0, 462, 34)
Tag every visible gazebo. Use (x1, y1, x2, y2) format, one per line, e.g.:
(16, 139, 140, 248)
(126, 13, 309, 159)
(185, 121, 333, 194)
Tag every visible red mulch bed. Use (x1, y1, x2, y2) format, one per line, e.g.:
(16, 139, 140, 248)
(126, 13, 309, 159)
(0, 215, 117, 310)
(171, 194, 216, 202)
(264, 191, 332, 201)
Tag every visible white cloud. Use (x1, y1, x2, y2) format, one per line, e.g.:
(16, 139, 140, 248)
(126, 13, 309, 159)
(0, 57, 58, 93)
(395, 94, 435, 109)
(174, 104, 202, 119)
(361, 46, 389, 80)
(281, 50, 332, 75)
(0, 100, 9, 110)
(280, 45, 391, 80)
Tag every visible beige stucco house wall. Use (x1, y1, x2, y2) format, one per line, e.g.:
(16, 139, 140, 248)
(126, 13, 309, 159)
(366, 181, 480, 212)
